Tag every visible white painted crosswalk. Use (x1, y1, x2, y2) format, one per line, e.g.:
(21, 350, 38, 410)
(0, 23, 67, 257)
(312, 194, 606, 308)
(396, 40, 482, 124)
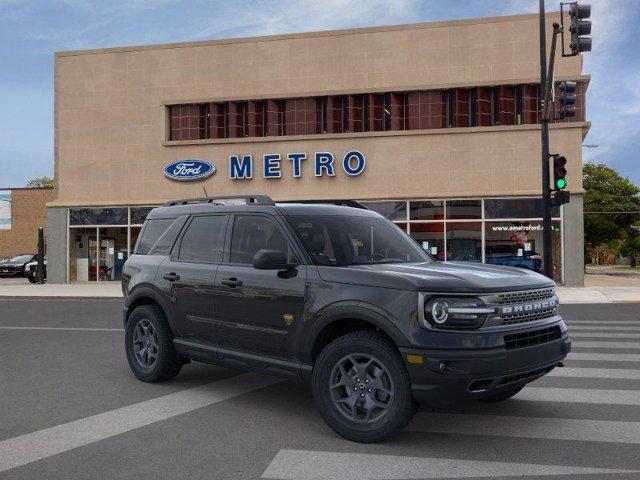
(568, 352, 640, 361)
(549, 366, 640, 379)
(569, 325, 640, 331)
(570, 331, 640, 338)
(572, 340, 640, 348)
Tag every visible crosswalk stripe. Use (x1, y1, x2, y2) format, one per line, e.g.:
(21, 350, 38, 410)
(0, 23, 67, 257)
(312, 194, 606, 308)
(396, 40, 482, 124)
(570, 332, 640, 338)
(261, 449, 636, 479)
(548, 367, 640, 380)
(565, 320, 640, 325)
(408, 412, 640, 444)
(523, 387, 640, 405)
(0, 326, 123, 332)
(569, 352, 640, 362)
(570, 325, 640, 331)
(0, 373, 279, 473)
(573, 340, 640, 349)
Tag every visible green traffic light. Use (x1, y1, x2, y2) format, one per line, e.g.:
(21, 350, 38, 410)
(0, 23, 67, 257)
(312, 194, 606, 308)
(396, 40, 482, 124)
(556, 178, 567, 190)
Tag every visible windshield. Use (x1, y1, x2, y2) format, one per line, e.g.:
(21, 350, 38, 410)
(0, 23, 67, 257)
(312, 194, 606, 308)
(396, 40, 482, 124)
(286, 215, 432, 266)
(9, 255, 33, 263)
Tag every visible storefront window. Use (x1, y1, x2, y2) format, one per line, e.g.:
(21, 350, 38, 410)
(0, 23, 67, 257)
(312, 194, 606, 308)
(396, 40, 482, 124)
(362, 201, 406, 221)
(446, 222, 482, 262)
(410, 223, 445, 261)
(446, 200, 481, 219)
(69, 208, 127, 226)
(409, 201, 444, 221)
(484, 198, 559, 219)
(484, 220, 562, 280)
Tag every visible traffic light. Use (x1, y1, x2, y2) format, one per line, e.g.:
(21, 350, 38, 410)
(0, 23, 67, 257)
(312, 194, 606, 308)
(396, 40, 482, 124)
(569, 3, 592, 54)
(558, 81, 577, 119)
(552, 154, 568, 190)
(551, 190, 570, 207)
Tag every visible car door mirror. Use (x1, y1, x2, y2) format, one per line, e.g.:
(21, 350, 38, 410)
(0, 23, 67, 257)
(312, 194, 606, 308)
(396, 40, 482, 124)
(252, 249, 297, 271)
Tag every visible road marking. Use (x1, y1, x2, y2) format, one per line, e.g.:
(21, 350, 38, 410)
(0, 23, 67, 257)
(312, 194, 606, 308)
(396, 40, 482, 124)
(0, 326, 123, 332)
(573, 340, 640, 349)
(261, 449, 636, 479)
(0, 373, 279, 473)
(571, 332, 640, 339)
(564, 320, 640, 325)
(409, 412, 640, 444)
(523, 387, 640, 405)
(548, 367, 640, 380)
(569, 352, 640, 362)
(569, 325, 640, 331)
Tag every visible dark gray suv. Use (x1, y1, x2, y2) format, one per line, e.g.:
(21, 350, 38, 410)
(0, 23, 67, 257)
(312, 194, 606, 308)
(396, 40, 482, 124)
(122, 195, 570, 443)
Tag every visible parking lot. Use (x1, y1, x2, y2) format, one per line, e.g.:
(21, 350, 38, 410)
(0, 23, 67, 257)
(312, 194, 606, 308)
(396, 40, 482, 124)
(1, 299, 640, 479)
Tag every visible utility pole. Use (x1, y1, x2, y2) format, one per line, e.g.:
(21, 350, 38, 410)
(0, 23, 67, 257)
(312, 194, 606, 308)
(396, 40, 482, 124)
(539, 0, 553, 279)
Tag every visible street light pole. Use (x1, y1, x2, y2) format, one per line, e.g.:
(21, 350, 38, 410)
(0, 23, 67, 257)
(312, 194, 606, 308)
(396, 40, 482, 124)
(539, 0, 554, 279)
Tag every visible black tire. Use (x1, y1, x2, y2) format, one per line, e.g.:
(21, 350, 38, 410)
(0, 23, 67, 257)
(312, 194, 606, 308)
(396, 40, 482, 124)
(125, 304, 181, 382)
(312, 331, 418, 443)
(27, 274, 37, 284)
(477, 385, 524, 403)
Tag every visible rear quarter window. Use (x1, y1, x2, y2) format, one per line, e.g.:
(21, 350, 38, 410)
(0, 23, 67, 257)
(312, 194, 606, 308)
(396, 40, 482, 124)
(135, 218, 177, 255)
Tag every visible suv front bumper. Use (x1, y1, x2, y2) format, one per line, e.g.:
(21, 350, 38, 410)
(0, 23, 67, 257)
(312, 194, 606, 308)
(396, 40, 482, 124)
(400, 330, 570, 405)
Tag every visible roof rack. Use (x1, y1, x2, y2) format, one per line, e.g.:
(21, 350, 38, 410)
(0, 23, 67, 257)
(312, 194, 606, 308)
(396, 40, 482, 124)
(279, 199, 369, 210)
(163, 195, 275, 207)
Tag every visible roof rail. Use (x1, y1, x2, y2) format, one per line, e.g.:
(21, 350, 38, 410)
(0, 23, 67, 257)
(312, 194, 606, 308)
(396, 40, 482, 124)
(163, 195, 275, 207)
(279, 199, 369, 210)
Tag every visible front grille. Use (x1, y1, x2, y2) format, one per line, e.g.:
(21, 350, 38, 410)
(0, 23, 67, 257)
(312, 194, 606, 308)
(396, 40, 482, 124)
(496, 287, 555, 304)
(504, 326, 561, 350)
(501, 307, 557, 325)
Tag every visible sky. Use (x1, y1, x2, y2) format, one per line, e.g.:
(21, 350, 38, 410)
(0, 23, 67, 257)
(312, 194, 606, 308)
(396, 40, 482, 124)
(0, 0, 638, 187)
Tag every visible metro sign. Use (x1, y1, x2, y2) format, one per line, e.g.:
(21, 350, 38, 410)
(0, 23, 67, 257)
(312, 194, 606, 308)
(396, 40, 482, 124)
(229, 150, 366, 180)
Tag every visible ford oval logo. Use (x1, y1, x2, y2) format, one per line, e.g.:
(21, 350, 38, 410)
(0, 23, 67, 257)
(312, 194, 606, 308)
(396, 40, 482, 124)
(163, 159, 215, 182)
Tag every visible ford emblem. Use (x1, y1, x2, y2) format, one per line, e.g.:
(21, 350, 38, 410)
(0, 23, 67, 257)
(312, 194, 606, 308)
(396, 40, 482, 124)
(163, 159, 216, 182)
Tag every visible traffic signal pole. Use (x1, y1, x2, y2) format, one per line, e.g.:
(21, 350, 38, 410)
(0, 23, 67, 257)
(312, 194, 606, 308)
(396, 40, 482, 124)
(539, 0, 554, 279)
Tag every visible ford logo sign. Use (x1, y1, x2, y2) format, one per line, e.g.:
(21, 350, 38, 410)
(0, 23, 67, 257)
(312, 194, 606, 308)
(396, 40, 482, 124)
(164, 160, 215, 182)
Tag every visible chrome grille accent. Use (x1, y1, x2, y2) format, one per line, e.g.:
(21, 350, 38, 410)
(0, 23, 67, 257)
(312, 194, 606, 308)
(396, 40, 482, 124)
(501, 307, 557, 325)
(496, 287, 555, 305)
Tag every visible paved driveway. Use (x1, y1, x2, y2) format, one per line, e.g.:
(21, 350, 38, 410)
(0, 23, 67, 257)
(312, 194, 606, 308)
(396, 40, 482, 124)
(1, 300, 640, 479)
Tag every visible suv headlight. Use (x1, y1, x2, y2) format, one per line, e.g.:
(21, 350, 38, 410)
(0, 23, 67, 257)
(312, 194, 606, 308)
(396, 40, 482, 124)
(421, 296, 495, 330)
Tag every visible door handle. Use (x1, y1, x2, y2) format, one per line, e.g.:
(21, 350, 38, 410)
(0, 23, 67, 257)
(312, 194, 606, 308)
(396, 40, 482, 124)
(163, 272, 180, 282)
(220, 277, 243, 288)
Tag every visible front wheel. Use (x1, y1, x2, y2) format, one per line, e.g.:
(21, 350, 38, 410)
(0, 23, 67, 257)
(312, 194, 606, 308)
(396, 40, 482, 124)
(27, 274, 37, 283)
(312, 331, 418, 443)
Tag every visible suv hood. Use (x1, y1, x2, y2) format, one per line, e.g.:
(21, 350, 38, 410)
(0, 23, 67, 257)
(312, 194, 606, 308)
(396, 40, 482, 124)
(317, 261, 554, 293)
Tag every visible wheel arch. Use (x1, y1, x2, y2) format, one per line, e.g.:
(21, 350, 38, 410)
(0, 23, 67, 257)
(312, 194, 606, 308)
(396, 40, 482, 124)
(124, 285, 172, 330)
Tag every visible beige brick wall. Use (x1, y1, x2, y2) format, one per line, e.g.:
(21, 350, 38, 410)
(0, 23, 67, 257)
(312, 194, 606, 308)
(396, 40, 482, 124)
(0, 188, 54, 257)
(53, 14, 586, 208)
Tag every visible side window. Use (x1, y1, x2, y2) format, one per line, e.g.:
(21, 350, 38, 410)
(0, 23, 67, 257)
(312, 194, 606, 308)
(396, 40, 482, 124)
(136, 218, 174, 255)
(178, 215, 227, 263)
(229, 215, 297, 265)
(148, 215, 188, 255)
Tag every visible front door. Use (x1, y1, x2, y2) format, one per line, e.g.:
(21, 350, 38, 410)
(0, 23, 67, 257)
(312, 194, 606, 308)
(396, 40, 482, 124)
(213, 214, 307, 361)
(157, 214, 228, 341)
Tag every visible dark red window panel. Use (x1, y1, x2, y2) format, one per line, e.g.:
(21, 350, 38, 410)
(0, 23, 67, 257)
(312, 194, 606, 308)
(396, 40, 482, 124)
(326, 96, 346, 133)
(227, 101, 246, 138)
(266, 99, 285, 136)
(347, 94, 366, 133)
(368, 93, 385, 132)
(247, 100, 265, 137)
(169, 104, 205, 141)
(452, 89, 470, 127)
(208, 102, 226, 139)
(497, 86, 516, 126)
(552, 81, 586, 123)
(406, 91, 446, 130)
(387, 92, 406, 131)
(476, 87, 492, 126)
(522, 84, 539, 124)
(284, 98, 318, 136)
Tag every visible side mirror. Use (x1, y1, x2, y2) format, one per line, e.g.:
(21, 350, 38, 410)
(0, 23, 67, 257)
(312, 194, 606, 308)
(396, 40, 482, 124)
(252, 249, 297, 271)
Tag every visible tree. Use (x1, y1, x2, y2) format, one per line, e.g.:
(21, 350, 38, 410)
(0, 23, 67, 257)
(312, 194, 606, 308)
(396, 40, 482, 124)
(26, 176, 54, 188)
(583, 163, 640, 249)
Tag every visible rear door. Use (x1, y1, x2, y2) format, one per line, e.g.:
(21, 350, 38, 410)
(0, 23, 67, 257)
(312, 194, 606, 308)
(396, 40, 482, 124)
(156, 214, 228, 342)
(213, 213, 307, 361)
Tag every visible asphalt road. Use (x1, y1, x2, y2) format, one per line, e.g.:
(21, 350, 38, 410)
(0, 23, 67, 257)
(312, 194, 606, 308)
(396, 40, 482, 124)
(1, 300, 639, 479)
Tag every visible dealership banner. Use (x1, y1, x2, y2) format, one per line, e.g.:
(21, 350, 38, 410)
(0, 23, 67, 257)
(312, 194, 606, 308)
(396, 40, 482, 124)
(0, 190, 10, 229)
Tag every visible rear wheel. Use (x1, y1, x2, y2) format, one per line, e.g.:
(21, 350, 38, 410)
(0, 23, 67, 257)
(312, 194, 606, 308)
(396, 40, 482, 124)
(27, 274, 37, 283)
(125, 304, 181, 382)
(477, 385, 523, 402)
(312, 331, 418, 443)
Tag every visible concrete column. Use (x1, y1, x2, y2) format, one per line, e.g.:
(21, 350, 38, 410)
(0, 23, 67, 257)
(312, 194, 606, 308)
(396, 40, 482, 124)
(561, 193, 585, 287)
(46, 208, 67, 283)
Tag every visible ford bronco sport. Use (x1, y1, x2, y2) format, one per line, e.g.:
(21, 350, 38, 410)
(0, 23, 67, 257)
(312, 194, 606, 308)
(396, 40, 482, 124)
(122, 195, 570, 443)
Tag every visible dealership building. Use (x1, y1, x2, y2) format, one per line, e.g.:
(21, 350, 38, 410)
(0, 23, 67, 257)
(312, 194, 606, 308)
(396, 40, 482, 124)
(47, 12, 589, 285)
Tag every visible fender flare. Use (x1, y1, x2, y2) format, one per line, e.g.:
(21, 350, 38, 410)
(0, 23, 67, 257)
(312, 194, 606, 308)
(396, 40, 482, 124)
(124, 285, 174, 330)
(302, 302, 409, 365)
